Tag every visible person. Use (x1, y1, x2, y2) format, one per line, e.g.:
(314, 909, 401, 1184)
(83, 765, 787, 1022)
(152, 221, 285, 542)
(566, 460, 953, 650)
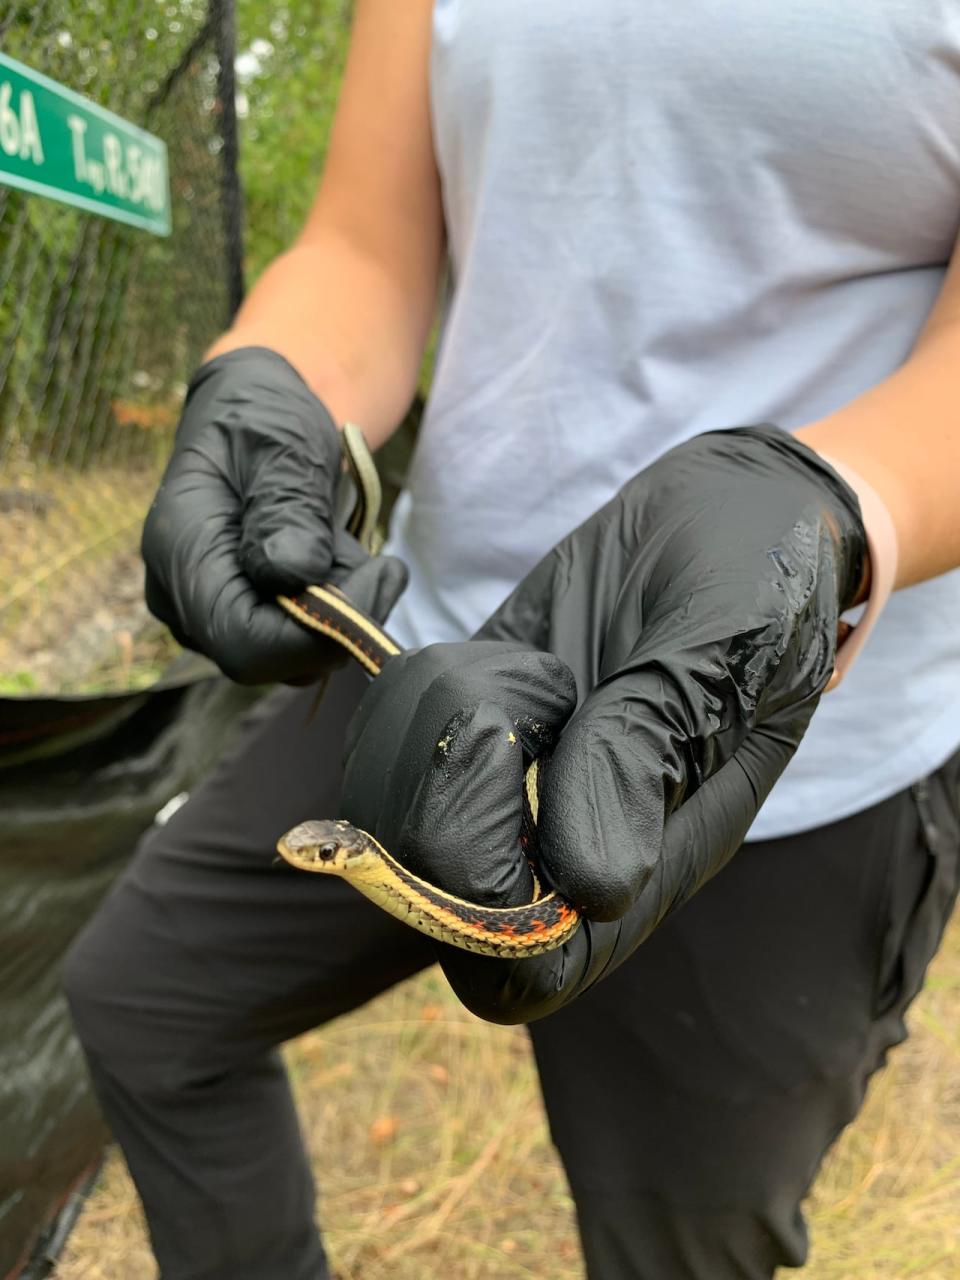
(64, 2, 960, 1277)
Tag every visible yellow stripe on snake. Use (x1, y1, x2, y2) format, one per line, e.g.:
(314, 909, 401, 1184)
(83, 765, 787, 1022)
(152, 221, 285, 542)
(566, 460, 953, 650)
(274, 428, 581, 957)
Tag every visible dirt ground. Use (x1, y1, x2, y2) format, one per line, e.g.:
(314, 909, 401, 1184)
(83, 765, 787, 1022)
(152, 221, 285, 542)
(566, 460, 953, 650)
(57, 916, 960, 1279)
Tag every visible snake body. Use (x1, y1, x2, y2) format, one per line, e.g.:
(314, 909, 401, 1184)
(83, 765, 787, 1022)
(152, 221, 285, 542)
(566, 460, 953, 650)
(273, 428, 581, 958)
(276, 813, 580, 958)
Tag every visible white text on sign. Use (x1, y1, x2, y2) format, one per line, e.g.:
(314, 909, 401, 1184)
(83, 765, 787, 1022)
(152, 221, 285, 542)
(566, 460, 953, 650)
(0, 81, 45, 164)
(66, 115, 166, 214)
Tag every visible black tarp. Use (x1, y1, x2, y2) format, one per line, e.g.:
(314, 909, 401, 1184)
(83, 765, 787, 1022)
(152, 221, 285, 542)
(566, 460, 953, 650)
(0, 664, 262, 1278)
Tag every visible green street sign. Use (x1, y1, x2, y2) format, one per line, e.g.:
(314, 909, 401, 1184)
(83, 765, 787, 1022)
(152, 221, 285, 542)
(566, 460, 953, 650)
(0, 51, 170, 236)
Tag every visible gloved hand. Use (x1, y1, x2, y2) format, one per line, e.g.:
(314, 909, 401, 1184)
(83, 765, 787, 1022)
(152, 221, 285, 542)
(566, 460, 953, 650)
(141, 347, 407, 684)
(342, 640, 579, 906)
(341, 426, 868, 1023)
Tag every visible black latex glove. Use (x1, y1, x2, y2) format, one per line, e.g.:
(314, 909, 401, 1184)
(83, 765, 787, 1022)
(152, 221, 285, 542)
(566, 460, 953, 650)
(141, 347, 407, 684)
(342, 641, 579, 907)
(342, 426, 867, 1024)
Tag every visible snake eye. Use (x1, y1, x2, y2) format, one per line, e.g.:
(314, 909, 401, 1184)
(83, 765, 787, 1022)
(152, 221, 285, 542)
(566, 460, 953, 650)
(318, 841, 339, 861)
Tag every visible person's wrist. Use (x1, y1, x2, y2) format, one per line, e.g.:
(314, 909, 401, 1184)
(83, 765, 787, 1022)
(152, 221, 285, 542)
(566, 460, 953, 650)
(849, 549, 872, 608)
(709, 427, 886, 687)
(180, 345, 342, 460)
(748, 426, 872, 609)
(816, 456, 898, 690)
(187, 344, 321, 404)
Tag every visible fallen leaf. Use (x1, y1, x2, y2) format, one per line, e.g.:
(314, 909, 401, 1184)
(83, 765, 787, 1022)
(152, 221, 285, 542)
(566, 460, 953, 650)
(369, 1115, 399, 1146)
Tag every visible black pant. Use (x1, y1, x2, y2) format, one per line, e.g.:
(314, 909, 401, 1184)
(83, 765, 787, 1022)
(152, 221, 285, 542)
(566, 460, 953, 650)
(63, 670, 960, 1280)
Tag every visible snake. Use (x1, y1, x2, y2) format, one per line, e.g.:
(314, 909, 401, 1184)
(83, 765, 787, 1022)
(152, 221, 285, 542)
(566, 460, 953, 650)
(273, 426, 582, 958)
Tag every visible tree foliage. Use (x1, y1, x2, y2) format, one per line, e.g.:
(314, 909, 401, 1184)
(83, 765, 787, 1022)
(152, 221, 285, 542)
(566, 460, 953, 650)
(0, 1, 355, 467)
(235, 0, 353, 281)
(0, 0, 233, 465)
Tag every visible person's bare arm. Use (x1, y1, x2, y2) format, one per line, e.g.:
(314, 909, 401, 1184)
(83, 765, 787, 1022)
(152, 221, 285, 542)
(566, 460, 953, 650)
(798, 226, 960, 589)
(207, 0, 443, 448)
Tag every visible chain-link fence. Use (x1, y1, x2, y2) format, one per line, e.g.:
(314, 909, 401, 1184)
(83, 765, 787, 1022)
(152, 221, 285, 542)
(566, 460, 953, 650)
(0, 0, 242, 696)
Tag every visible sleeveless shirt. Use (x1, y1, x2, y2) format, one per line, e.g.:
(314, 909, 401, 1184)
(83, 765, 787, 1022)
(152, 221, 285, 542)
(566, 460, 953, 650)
(383, 0, 960, 839)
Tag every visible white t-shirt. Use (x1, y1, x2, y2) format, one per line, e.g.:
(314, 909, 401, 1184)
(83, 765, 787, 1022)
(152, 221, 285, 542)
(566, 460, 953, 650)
(384, 0, 960, 839)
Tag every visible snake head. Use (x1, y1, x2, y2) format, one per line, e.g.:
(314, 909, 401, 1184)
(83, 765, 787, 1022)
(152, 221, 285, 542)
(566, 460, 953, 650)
(277, 818, 372, 872)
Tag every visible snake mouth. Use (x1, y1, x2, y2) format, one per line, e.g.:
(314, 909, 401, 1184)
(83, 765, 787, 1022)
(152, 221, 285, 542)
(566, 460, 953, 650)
(277, 819, 371, 870)
(276, 834, 344, 870)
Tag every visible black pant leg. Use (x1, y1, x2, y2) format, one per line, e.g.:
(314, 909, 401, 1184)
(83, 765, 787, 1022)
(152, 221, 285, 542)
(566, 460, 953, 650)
(63, 668, 434, 1280)
(530, 752, 960, 1280)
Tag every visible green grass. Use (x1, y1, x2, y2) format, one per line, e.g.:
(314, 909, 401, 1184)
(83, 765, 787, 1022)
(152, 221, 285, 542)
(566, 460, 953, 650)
(0, 669, 40, 694)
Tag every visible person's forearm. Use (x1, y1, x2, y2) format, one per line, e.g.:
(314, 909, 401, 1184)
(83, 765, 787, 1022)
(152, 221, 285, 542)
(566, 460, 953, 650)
(797, 317, 960, 591)
(205, 229, 440, 449)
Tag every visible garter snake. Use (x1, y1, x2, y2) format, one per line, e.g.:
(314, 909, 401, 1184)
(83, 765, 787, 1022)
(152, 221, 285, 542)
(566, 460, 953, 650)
(273, 426, 581, 958)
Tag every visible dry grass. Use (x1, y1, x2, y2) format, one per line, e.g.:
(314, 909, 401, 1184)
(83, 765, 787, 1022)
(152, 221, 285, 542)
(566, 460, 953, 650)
(0, 459, 176, 692)
(57, 917, 960, 1280)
